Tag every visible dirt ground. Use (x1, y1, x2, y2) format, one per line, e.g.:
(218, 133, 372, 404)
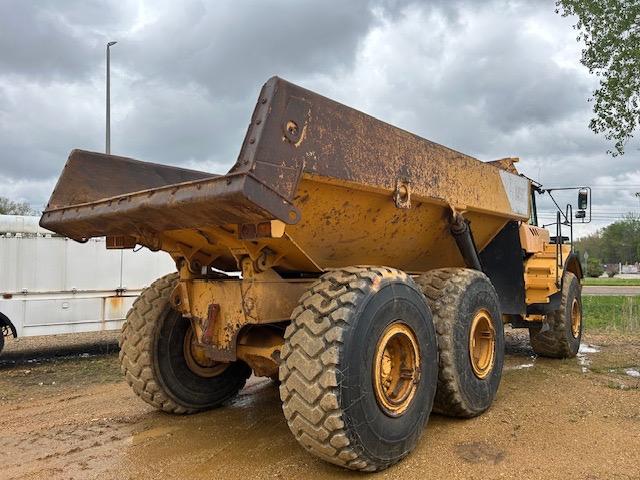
(1, 330, 639, 480)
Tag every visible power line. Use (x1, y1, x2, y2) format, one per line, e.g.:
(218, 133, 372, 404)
(543, 185, 640, 189)
(538, 210, 638, 213)
(538, 213, 637, 217)
(538, 214, 634, 218)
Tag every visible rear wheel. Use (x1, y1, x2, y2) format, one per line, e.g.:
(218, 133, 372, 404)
(280, 266, 438, 471)
(119, 273, 250, 414)
(529, 272, 582, 358)
(416, 268, 504, 418)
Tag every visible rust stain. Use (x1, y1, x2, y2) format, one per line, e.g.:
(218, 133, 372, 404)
(107, 296, 124, 312)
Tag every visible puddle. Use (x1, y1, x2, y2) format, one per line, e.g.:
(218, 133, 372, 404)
(579, 344, 600, 354)
(505, 363, 535, 371)
(576, 343, 601, 373)
(602, 367, 639, 380)
(576, 355, 590, 373)
(624, 369, 640, 378)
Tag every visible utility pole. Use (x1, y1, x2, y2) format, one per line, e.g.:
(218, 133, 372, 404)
(106, 41, 117, 154)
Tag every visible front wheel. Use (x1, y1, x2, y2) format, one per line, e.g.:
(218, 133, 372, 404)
(529, 272, 582, 358)
(119, 273, 250, 414)
(280, 266, 438, 471)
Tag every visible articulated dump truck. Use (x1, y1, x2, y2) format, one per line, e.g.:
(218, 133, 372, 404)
(41, 77, 587, 471)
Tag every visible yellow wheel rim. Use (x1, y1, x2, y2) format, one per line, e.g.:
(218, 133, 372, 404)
(469, 309, 496, 380)
(183, 326, 229, 378)
(373, 322, 421, 417)
(571, 298, 581, 338)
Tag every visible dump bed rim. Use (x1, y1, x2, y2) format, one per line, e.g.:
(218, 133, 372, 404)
(40, 171, 301, 241)
(42, 172, 247, 214)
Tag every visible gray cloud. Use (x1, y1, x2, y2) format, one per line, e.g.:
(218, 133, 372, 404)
(0, 1, 131, 79)
(118, 1, 376, 94)
(0, 0, 638, 235)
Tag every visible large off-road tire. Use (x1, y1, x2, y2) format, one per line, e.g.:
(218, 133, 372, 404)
(529, 272, 582, 358)
(0, 332, 4, 354)
(119, 273, 250, 414)
(280, 266, 438, 471)
(416, 268, 504, 418)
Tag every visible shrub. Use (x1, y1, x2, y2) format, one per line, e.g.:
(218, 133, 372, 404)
(586, 257, 604, 278)
(605, 264, 618, 278)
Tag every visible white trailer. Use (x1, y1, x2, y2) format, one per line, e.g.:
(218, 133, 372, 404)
(0, 215, 174, 352)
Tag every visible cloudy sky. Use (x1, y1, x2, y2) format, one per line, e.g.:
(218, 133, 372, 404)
(1, 0, 638, 236)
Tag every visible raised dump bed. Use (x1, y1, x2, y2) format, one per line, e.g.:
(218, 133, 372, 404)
(41, 77, 585, 471)
(42, 77, 531, 273)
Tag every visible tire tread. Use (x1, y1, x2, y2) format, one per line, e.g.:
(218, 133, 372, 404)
(416, 267, 500, 418)
(529, 272, 581, 358)
(119, 273, 193, 414)
(280, 266, 412, 471)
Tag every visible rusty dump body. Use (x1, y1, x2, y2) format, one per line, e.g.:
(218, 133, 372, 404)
(41, 76, 584, 471)
(42, 76, 531, 274)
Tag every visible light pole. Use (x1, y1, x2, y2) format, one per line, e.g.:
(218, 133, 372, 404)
(106, 41, 122, 286)
(106, 41, 117, 154)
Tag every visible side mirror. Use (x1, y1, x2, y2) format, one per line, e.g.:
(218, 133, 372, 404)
(577, 188, 588, 210)
(575, 188, 589, 221)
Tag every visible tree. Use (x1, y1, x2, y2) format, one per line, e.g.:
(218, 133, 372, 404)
(0, 196, 37, 216)
(600, 214, 640, 262)
(556, 0, 640, 156)
(575, 215, 640, 263)
(574, 229, 605, 260)
(586, 257, 605, 277)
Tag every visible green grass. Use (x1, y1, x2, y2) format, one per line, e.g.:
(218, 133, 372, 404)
(582, 277, 640, 286)
(583, 295, 640, 331)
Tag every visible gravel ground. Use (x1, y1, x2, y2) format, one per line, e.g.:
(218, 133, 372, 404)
(0, 328, 639, 480)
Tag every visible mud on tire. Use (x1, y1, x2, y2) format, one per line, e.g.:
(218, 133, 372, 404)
(416, 268, 504, 418)
(119, 273, 250, 414)
(529, 272, 582, 359)
(279, 266, 438, 471)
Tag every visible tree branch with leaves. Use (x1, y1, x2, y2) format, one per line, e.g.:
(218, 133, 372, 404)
(556, 0, 640, 156)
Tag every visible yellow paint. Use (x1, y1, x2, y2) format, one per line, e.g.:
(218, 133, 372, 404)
(153, 166, 523, 276)
(171, 266, 312, 358)
(138, 164, 563, 353)
(519, 224, 550, 254)
(523, 243, 571, 304)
